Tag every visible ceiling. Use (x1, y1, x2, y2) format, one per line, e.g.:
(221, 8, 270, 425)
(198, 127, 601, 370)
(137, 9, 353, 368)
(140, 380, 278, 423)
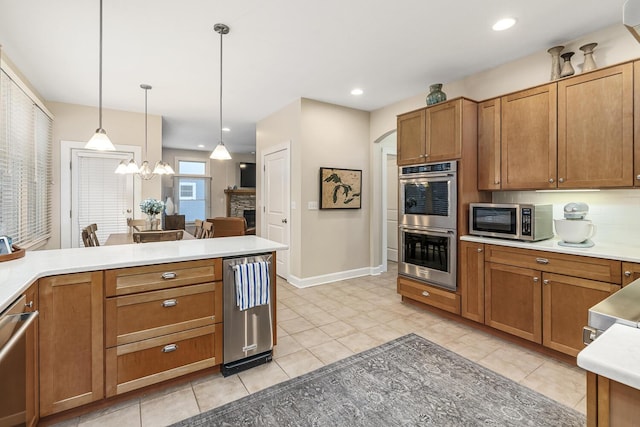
(0, 0, 627, 154)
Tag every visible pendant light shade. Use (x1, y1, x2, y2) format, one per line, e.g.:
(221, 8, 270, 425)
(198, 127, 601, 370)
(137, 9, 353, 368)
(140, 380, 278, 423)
(115, 84, 174, 179)
(210, 23, 232, 160)
(85, 0, 115, 151)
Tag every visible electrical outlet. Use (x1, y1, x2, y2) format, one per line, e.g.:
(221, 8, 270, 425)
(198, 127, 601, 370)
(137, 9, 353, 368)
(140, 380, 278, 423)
(308, 201, 318, 210)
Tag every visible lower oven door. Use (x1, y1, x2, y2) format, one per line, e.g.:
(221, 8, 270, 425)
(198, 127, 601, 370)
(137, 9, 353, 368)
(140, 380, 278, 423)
(399, 226, 457, 291)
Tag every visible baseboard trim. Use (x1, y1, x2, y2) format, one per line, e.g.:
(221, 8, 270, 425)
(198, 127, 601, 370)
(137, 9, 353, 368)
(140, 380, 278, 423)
(288, 265, 385, 288)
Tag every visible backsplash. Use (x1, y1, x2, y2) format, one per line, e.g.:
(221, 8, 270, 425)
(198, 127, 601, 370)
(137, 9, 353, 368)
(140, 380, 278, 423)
(493, 190, 640, 245)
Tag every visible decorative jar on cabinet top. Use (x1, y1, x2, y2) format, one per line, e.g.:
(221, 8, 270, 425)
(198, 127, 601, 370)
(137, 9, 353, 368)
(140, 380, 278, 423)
(426, 83, 447, 105)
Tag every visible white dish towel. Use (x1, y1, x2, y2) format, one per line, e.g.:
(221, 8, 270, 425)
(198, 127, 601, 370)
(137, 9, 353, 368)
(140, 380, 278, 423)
(233, 261, 270, 311)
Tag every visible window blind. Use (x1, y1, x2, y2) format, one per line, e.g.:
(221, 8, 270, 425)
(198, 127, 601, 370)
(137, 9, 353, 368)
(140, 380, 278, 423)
(0, 69, 52, 248)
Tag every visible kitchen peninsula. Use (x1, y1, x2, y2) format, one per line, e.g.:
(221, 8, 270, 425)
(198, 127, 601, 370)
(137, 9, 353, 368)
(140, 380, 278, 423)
(0, 236, 287, 424)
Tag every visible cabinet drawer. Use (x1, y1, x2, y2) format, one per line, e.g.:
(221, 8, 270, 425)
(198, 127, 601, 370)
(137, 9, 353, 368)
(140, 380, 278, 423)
(106, 324, 222, 397)
(105, 282, 222, 347)
(105, 259, 222, 296)
(397, 276, 460, 315)
(485, 245, 621, 284)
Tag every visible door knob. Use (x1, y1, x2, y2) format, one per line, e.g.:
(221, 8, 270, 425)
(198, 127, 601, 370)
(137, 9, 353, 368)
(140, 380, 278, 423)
(282, 218, 288, 223)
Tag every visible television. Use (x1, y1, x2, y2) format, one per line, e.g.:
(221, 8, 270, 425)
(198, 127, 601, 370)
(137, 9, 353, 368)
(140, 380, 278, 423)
(240, 162, 256, 188)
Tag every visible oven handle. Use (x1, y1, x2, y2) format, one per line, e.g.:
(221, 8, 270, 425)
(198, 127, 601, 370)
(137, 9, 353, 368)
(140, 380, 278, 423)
(0, 310, 38, 364)
(399, 173, 455, 182)
(401, 226, 454, 236)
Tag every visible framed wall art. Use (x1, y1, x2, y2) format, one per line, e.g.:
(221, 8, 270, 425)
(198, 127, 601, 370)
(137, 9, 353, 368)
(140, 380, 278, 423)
(319, 167, 362, 209)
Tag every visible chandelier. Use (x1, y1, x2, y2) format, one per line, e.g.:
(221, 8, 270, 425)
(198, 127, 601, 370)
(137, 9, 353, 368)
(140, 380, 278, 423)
(115, 84, 175, 179)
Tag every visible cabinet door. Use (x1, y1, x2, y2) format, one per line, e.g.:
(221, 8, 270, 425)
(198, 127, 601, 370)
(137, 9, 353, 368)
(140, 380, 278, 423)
(558, 63, 633, 188)
(635, 61, 640, 187)
(501, 84, 557, 190)
(460, 241, 484, 322)
(477, 98, 501, 190)
(425, 99, 462, 161)
(622, 262, 640, 286)
(542, 272, 619, 356)
(39, 272, 104, 416)
(397, 109, 426, 166)
(25, 283, 38, 427)
(485, 262, 542, 343)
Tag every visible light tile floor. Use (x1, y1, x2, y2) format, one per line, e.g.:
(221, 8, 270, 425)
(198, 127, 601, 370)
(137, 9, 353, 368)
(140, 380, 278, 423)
(53, 262, 586, 427)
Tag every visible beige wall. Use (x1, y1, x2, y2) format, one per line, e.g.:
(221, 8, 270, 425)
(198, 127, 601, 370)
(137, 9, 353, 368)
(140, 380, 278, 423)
(45, 101, 162, 249)
(161, 148, 255, 219)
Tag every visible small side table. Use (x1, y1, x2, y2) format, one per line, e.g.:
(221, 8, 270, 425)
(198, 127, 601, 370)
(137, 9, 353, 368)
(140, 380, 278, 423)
(163, 214, 185, 230)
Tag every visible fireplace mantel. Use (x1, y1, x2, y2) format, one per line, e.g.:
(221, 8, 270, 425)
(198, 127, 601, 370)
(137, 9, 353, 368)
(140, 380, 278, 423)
(224, 188, 256, 217)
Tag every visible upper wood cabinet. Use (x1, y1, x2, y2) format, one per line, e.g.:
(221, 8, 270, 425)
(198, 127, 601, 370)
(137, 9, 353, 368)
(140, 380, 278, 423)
(397, 109, 426, 165)
(635, 61, 640, 187)
(477, 98, 501, 190)
(558, 63, 633, 188)
(39, 271, 104, 416)
(500, 84, 557, 190)
(425, 99, 463, 161)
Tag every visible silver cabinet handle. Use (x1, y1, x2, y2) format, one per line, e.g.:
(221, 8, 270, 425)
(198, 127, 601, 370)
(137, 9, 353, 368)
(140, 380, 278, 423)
(25, 301, 33, 308)
(543, 279, 550, 285)
(477, 248, 483, 253)
(533, 277, 539, 282)
(625, 271, 632, 277)
(494, 180, 500, 185)
(548, 178, 554, 183)
(161, 272, 177, 280)
(558, 178, 564, 183)
(162, 344, 178, 353)
(421, 291, 430, 297)
(536, 258, 549, 265)
(636, 175, 640, 181)
(162, 299, 177, 308)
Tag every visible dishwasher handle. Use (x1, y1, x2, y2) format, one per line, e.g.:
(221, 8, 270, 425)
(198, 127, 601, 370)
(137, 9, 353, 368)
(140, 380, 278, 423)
(0, 310, 38, 363)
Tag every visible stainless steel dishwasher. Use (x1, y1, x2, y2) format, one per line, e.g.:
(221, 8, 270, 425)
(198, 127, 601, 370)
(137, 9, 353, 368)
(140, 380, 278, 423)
(222, 253, 273, 376)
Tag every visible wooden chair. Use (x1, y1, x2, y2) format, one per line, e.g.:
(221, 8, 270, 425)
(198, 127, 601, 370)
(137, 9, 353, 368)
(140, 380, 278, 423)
(81, 223, 100, 247)
(193, 219, 204, 239)
(132, 230, 183, 243)
(201, 221, 214, 238)
(127, 218, 146, 233)
(210, 217, 247, 237)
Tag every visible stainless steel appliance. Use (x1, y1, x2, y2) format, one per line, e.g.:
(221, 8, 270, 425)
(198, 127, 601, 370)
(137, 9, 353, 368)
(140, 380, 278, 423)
(399, 226, 457, 291)
(583, 279, 640, 345)
(469, 203, 553, 242)
(0, 294, 38, 427)
(398, 161, 457, 291)
(399, 161, 457, 229)
(222, 253, 273, 377)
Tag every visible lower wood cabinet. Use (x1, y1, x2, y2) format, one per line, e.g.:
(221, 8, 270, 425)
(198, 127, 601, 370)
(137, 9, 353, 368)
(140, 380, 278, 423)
(485, 262, 542, 343)
(460, 241, 485, 322)
(587, 372, 640, 426)
(25, 282, 38, 427)
(39, 271, 104, 416)
(622, 261, 640, 286)
(397, 276, 460, 315)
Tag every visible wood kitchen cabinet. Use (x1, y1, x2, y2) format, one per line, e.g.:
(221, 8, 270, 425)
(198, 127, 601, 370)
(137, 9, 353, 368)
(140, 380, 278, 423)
(635, 61, 640, 187)
(104, 259, 223, 397)
(558, 63, 633, 188)
(622, 262, 640, 286)
(25, 282, 38, 427)
(542, 273, 619, 356)
(39, 271, 104, 416)
(425, 98, 464, 162)
(477, 98, 501, 190)
(484, 262, 542, 343)
(397, 109, 425, 165)
(586, 372, 640, 427)
(500, 84, 557, 190)
(460, 241, 485, 322)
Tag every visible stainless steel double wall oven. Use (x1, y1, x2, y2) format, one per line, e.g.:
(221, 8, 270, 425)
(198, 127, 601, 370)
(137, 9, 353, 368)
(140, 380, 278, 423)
(398, 161, 457, 291)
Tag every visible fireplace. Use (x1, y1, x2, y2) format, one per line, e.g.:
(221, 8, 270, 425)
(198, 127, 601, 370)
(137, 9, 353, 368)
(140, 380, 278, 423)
(243, 209, 256, 228)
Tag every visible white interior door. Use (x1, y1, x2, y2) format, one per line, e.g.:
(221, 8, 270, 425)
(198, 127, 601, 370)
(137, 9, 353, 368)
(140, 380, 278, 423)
(262, 143, 290, 280)
(386, 154, 398, 262)
(61, 141, 140, 248)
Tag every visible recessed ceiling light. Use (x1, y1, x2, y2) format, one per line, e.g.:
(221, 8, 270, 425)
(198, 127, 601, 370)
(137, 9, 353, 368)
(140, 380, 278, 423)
(492, 17, 516, 31)
(350, 88, 364, 96)
(197, 144, 205, 148)
(222, 127, 231, 132)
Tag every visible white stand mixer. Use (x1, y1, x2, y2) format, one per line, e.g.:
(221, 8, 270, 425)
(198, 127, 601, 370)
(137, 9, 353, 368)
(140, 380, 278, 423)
(554, 202, 596, 248)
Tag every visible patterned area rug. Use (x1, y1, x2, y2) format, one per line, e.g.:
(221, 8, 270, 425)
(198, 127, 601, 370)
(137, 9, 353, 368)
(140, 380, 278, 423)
(173, 334, 585, 426)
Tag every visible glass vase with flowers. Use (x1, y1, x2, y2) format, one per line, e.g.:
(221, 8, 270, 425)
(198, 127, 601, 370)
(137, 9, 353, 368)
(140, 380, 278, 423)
(140, 198, 165, 230)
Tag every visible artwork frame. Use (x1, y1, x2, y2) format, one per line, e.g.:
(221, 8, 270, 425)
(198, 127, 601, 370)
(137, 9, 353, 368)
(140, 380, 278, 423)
(319, 167, 362, 209)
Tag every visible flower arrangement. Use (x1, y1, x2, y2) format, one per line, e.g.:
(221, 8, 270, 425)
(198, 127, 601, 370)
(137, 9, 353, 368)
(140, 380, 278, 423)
(140, 198, 165, 216)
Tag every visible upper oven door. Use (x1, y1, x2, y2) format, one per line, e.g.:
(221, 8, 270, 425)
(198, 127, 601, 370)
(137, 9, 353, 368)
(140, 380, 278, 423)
(399, 175, 457, 229)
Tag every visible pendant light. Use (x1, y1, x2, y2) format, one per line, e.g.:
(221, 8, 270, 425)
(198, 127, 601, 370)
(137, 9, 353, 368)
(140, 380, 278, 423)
(85, 0, 116, 151)
(210, 23, 232, 160)
(115, 84, 175, 179)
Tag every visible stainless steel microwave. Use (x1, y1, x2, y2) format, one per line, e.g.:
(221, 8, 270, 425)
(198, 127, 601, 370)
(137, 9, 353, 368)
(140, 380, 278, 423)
(469, 203, 553, 241)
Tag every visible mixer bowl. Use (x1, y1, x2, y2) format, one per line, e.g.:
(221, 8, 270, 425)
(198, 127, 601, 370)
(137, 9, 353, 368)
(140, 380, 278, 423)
(554, 219, 596, 243)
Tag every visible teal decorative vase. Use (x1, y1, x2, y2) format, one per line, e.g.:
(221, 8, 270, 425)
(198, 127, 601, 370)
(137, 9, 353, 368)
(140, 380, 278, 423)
(426, 83, 447, 106)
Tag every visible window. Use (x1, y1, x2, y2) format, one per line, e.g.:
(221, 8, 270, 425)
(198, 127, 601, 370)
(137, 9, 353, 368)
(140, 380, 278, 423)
(173, 159, 210, 222)
(0, 68, 52, 248)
